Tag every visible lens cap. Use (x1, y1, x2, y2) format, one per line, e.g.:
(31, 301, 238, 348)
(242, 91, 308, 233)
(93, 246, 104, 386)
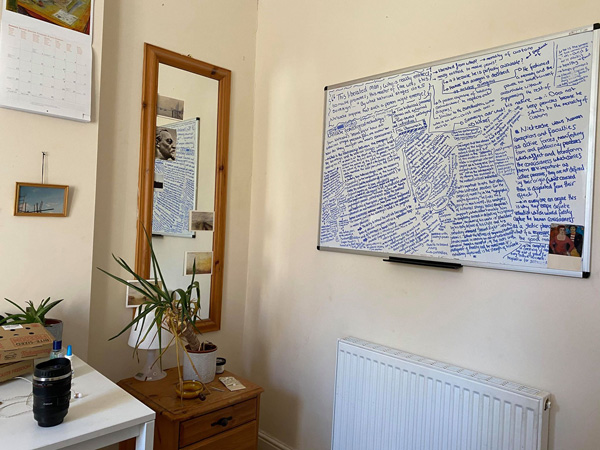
(34, 358, 71, 380)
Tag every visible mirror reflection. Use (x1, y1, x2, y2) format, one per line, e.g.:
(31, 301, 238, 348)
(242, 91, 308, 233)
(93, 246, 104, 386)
(152, 65, 219, 319)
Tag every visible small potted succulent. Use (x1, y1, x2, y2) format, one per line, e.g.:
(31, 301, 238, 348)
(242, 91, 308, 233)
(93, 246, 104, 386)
(0, 297, 64, 342)
(99, 232, 217, 393)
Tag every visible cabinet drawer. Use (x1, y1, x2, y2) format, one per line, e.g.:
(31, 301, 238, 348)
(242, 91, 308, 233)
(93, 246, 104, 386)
(183, 420, 258, 450)
(182, 420, 257, 450)
(179, 398, 257, 447)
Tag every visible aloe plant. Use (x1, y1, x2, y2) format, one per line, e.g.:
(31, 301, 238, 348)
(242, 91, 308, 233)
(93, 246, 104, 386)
(0, 297, 63, 326)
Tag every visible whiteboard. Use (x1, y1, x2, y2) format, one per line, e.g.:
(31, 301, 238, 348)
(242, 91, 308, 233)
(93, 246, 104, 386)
(153, 117, 199, 237)
(318, 25, 600, 277)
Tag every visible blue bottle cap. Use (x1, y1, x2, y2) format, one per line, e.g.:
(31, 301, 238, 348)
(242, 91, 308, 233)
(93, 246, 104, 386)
(52, 340, 62, 351)
(66, 345, 72, 357)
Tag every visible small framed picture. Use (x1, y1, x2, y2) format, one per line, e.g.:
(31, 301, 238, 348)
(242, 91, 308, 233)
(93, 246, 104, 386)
(126, 280, 163, 308)
(189, 211, 214, 231)
(184, 251, 212, 276)
(14, 182, 69, 217)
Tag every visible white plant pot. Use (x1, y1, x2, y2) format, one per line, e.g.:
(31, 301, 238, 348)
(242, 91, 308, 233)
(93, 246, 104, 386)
(182, 346, 217, 383)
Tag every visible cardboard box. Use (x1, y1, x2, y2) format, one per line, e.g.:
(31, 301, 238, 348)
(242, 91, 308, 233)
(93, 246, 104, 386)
(0, 323, 53, 363)
(0, 360, 33, 382)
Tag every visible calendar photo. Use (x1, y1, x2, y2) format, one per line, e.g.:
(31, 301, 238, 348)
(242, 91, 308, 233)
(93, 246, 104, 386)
(5, 0, 93, 35)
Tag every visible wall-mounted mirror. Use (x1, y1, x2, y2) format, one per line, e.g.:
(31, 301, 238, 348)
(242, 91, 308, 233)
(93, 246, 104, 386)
(136, 44, 231, 333)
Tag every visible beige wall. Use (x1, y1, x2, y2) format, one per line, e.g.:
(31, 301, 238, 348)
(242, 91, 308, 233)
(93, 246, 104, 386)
(248, 1, 600, 449)
(4, 1, 600, 449)
(0, 1, 104, 360)
(88, 0, 257, 380)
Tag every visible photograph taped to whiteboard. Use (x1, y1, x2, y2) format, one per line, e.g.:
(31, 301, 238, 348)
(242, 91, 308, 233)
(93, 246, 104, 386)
(319, 25, 599, 277)
(547, 223, 584, 272)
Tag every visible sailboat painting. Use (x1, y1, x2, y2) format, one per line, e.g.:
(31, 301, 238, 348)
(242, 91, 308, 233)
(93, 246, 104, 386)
(14, 183, 69, 217)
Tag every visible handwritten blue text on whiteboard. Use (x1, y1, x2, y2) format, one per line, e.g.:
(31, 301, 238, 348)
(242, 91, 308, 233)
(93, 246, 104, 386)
(320, 31, 596, 270)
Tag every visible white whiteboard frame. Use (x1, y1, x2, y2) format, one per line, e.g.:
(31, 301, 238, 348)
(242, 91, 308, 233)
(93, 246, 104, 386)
(318, 24, 600, 277)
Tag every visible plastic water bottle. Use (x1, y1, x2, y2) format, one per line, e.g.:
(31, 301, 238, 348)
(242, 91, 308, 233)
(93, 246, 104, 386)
(49, 341, 64, 359)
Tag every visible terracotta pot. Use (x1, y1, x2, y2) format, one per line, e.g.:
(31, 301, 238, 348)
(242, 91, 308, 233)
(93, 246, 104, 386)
(182, 344, 217, 383)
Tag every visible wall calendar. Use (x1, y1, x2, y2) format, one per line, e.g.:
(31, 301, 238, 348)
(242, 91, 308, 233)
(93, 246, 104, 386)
(0, 0, 93, 122)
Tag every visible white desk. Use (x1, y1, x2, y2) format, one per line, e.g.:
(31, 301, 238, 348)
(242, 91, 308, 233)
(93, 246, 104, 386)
(0, 356, 155, 449)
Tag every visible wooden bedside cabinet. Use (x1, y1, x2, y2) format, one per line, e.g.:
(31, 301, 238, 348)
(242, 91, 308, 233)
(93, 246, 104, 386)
(118, 368, 263, 450)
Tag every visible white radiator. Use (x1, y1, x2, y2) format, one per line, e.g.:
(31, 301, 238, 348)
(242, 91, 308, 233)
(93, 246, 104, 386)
(332, 337, 551, 450)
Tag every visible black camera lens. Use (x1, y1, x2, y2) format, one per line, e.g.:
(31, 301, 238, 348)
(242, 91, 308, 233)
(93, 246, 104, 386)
(33, 358, 72, 427)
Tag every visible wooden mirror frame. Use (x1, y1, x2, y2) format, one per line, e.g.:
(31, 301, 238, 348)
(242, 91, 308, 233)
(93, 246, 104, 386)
(136, 43, 231, 333)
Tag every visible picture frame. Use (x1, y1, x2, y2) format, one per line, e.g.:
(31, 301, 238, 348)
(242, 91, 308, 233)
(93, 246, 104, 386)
(14, 183, 69, 217)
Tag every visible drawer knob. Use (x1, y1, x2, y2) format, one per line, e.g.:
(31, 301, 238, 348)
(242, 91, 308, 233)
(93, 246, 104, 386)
(211, 416, 233, 427)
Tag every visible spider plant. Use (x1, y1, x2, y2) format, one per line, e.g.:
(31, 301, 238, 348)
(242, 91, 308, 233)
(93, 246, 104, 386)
(98, 230, 206, 390)
(0, 297, 63, 326)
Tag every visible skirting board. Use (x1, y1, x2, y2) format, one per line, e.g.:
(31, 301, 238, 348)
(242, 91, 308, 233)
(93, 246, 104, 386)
(258, 430, 295, 450)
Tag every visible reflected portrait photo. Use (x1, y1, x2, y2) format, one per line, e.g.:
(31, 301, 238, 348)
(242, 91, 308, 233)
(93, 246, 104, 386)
(184, 251, 212, 275)
(189, 211, 214, 231)
(155, 127, 177, 161)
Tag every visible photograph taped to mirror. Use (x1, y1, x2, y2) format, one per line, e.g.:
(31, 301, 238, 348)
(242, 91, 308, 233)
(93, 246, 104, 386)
(189, 211, 214, 231)
(125, 279, 164, 308)
(184, 251, 212, 276)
